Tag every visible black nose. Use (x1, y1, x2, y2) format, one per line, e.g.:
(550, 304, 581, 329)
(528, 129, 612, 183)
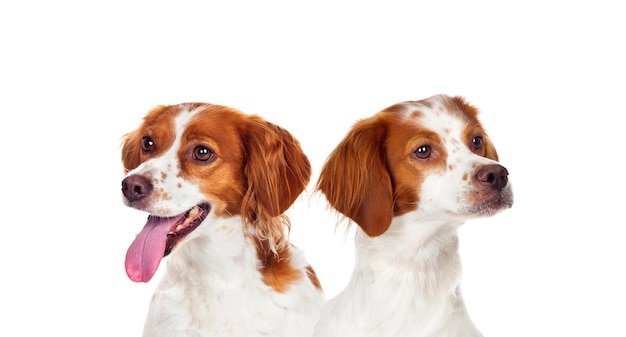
(475, 164, 509, 191)
(122, 174, 153, 202)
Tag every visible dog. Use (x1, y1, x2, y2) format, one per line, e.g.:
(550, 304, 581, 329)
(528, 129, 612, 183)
(120, 103, 324, 337)
(312, 95, 513, 337)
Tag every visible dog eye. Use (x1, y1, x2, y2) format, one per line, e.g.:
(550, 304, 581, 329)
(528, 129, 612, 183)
(413, 145, 432, 159)
(193, 146, 216, 162)
(142, 136, 155, 153)
(472, 136, 484, 150)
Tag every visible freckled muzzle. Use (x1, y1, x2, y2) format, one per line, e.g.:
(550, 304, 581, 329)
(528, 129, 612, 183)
(121, 174, 211, 283)
(469, 164, 513, 216)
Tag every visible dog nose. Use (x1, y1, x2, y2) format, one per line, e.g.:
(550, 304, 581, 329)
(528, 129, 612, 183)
(122, 174, 153, 201)
(475, 164, 509, 191)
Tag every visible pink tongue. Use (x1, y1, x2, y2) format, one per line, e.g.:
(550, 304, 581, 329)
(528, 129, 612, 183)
(125, 214, 184, 283)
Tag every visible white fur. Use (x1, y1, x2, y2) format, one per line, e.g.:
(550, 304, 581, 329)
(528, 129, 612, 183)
(142, 215, 324, 337)
(313, 96, 512, 337)
(313, 218, 481, 337)
(123, 107, 324, 337)
(123, 105, 208, 217)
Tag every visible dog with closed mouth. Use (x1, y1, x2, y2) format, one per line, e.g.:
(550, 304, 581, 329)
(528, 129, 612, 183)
(313, 95, 513, 337)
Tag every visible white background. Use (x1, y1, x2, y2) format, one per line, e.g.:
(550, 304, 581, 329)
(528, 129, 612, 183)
(1, 1, 624, 336)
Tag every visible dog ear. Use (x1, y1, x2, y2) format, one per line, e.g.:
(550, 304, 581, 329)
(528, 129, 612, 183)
(242, 118, 312, 218)
(316, 116, 394, 237)
(121, 131, 142, 173)
(121, 105, 175, 173)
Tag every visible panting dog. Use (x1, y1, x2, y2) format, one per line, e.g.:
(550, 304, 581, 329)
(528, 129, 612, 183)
(121, 103, 324, 337)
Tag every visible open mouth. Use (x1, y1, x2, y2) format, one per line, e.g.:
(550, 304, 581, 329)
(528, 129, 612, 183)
(164, 203, 211, 257)
(125, 203, 211, 283)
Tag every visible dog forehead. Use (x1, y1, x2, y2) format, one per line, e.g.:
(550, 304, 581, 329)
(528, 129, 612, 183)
(166, 103, 243, 152)
(173, 104, 211, 133)
(132, 104, 208, 169)
(394, 97, 470, 139)
(140, 103, 204, 129)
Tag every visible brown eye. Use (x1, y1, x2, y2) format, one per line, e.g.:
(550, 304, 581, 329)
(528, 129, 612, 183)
(472, 136, 484, 150)
(413, 145, 432, 159)
(142, 136, 155, 153)
(193, 146, 215, 162)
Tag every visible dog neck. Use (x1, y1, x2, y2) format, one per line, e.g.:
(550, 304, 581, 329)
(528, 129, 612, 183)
(143, 216, 323, 336)
(163, 215, 262, 290)
(355, 217, 463, 298)
(341, 216, 482, 336)
(144, 216, 277, 334)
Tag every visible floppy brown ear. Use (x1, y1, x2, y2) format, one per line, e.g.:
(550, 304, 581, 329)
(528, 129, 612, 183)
(316, 116, 394, 237)
(242, 117, 312, 218)
(121, 131, 142, 173)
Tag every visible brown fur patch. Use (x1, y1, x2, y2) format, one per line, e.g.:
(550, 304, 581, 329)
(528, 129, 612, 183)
(306, 266, 323, 291)
(385, 118, 448, 216)
(257, 243, 302, 293)
(121, 104, 192, 172)
(316, 105, 452, 237)
(448, 96, 499, 161)
(123, 103, 313, 292)
(316, 114, 393, 237)
(177, 105, 249, 217)
(318, 95, 507, 237)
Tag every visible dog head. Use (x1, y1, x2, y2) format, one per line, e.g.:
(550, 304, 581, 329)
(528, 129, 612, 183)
(121, 103, 311, 281)
(316, 95, 513, 237)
